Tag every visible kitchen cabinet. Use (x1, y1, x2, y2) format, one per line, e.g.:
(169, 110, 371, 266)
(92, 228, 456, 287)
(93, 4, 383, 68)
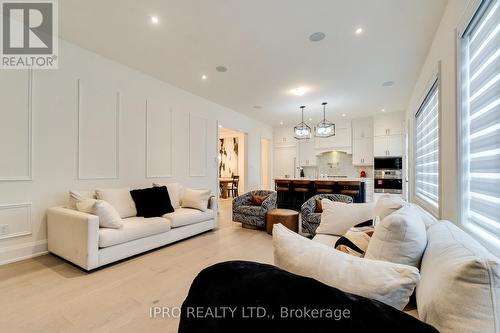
(374, 134, 404, 157)
(352, 137, 373, 166)
(274, 126, 296, 147)
(274, 146, 297, 178)
(352, 117, 373, 139)
(314, 120, 352, 152)
(298, 139, 316, 166)
(374, 112, 404, 136)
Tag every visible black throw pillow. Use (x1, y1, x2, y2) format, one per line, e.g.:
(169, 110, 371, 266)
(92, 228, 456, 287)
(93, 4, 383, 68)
(130, 186, 174, 218)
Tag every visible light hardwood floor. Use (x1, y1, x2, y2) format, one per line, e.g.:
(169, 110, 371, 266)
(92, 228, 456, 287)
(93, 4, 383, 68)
(0, 199, 274, 333)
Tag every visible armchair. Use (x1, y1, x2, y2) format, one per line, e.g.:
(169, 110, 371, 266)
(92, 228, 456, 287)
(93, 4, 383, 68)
(301, 194, 352, 236)
(232, 190, 277, 228)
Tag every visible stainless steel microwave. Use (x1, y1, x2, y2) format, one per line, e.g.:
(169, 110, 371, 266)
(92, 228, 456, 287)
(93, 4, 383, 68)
(374, 157, 402, 170)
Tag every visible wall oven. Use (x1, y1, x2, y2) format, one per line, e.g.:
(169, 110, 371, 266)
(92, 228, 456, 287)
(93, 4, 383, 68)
(374, 167, 403, 194)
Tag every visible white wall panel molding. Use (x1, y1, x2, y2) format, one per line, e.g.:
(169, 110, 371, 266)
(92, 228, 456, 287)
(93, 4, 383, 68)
(77, 79, 120, 180)
(189, 113, 208, 177)
(0, 239, 47, 266)
(0, 69, 33, 181)
(145, 99, 173, 178)
(0, 203, 32, 240)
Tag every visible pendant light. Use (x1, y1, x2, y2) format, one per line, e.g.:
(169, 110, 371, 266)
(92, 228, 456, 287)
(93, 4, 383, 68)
(294, 106, 311, 140)
(315, 102, 335, 137)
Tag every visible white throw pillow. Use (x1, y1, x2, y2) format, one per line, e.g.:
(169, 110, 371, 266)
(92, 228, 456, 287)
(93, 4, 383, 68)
(273, 224, 420, 310)
(76, 199, 123, 229)
(373, 194, 405, 220)
(95, 187, 137, 218)
(316, 200, 375, 236)
(68, 190, 96, 209)
(153, 182, 183, 209)
(365, 204, 427, 267)
(181, 188, 211, 211)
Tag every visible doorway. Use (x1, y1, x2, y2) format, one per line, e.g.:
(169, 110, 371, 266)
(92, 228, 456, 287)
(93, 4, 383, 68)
(218, 126, 247, 199)
(261, 138, 271, 190)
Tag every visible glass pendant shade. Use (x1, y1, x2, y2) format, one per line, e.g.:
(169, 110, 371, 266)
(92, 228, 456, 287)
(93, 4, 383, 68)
(294, 106, 311, 140)
(315, 102, 335, 138)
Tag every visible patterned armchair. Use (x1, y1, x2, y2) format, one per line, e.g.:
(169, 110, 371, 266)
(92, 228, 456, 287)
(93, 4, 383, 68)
(232, 190, 277, 228)
(301, 194, 353, 236)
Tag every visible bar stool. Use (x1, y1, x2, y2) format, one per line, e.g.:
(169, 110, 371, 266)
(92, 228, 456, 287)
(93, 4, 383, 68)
(275, 180, 291, 209)
(292, 180, 312, 210)
(314, 180, 336, 194)
(338, 181, 361, 203)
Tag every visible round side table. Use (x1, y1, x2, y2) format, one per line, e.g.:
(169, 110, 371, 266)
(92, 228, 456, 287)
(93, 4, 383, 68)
(266, 209, 299, 235)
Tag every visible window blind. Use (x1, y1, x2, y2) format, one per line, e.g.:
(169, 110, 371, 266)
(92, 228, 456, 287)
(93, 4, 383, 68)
(461, 0, 500, 238)
(415, 80, 439, 213)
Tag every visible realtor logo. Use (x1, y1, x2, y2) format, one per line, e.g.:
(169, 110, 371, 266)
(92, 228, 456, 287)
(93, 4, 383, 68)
(1, 0, 58, 69)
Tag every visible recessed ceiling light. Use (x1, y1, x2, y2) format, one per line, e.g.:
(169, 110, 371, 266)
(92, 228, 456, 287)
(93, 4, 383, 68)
(292, 87, 307, 96)
(382, 81, 395, 87)
(355, 27, 363, 35)
(279, 121, 284, 125)
(341, 113, 346, 117)
(201, 75, 207, 80)
(381, 108, 386, 112)
(309, 32, 326, 42)
(218, 124, 223, 128)
(309, 118, 313, 121)
(151, 16, 159, 24)
(216, 66, 228, 72)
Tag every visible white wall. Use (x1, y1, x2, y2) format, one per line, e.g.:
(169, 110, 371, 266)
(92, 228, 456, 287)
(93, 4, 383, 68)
(0, 39, 272, 265)
(406, 0, 471, 221)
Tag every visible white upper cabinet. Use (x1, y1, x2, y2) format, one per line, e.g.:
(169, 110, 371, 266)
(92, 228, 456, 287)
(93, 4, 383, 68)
(298, 139, 316, 166)
(374, 134, 404, 157)
(352, 117, 373, 139)
(352, 137, 374, 166)
(352, 117, 374, 166)
(373, 112, 405, 157)
(314, 119, 352, 152)
(274, 126, 296, 147)
(374, 112, 404, 136)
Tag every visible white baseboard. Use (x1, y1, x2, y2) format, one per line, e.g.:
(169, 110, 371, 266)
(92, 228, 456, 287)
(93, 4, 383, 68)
(0, 239, 48, 266)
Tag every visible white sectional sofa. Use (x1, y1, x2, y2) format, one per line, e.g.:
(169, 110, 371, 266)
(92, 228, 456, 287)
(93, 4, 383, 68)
(312, 201, 499, 333)
(47, 195, 217, 271)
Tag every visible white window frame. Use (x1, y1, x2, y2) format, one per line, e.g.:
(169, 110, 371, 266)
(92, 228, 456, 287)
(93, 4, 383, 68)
(457, 0, 500, 256)
(413, 67, 442, 218)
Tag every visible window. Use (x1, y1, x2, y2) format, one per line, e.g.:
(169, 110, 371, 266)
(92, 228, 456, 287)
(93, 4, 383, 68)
(415, 80, 440, 215)
(459, 0, 500, 250)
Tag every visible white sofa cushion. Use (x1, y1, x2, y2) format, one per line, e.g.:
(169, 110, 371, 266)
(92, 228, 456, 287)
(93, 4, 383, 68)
(154, 182, 183, 209)
(98, 217, 171, 248)
(273, 224, 420, 310)
(374, 194, 405, 220)
(181, 188, 211, 211)
(96, 187, 137, 218)
(416, 221, 500, 333)
(76, 199, 123, 229)
(68, 190, 96, 209)
(365, 204, 427, 267)
(163, 208, 214, 228)
(316, 200, 375, 236)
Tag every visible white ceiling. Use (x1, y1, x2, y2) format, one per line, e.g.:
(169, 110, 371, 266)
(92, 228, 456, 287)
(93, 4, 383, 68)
(59, 0, 447, 126)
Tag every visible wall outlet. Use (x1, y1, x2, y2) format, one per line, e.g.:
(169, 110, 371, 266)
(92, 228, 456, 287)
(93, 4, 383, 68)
(0, 224, 8, 236)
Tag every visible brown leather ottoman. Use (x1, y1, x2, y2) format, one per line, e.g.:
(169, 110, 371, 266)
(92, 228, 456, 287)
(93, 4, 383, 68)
(266, 209, 299, 235)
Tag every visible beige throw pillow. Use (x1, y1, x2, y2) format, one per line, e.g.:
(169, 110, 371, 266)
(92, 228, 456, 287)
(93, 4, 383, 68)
(373, 194, 405, 220)
(273, 224, 420, 310)
(181, 188, 211, 211)
(316, 200, 375, 236)
(365, 204, 427, 267)
(76, 199, 123, 229)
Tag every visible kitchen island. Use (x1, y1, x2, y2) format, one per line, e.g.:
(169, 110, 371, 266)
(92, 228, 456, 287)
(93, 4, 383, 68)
(274, 177, 368, 209)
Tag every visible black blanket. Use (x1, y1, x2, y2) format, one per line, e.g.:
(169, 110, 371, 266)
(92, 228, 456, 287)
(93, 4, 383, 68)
(178, 261, 438, 333)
